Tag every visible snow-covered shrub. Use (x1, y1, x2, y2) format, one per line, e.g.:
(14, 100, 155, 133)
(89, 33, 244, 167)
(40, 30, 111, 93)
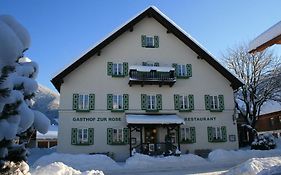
(0, 15, 50, 173)
(251, 133, 276, 150)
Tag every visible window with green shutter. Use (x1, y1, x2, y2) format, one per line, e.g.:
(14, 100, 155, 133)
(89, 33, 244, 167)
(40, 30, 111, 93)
(107, 128, 129, 145)
(141, 35, 159, 48)
(73, 94, 94, 112)
(156, 94, 162, 110)
(142, 94, 161, 112)
(71, 128, 94, 145)
(205, 95, 224, 112)
(141, 94, 147, 110)
(172, 63, 177, 77)
(180, 127, 196, 144)
(108, 94, 129, 112)
(174, 94, 194, 112)
(123, 94, 129, 110)
(186, 64, 192, 78)
(107, 62, 128, 77)
(207, 126, 227, 143)
(173, 64, 192, 78)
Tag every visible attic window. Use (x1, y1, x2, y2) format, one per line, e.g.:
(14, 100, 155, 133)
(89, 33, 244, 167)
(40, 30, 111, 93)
(141, 35, 159, 48)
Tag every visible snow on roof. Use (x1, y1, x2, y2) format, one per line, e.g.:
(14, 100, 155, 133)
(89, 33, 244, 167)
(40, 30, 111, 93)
(36, 124, 58, 139)
(249, 20, 281, 53)
(18, 57, 31, 63)
(129, 65, 174, 72)
(260, 100, 281, 115)
(126, 114, 185, 124)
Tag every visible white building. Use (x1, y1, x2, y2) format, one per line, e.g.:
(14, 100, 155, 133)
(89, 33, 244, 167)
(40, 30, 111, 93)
(51, 6, 243, 161)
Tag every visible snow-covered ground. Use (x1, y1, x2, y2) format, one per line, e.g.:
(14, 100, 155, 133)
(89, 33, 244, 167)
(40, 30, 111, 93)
(28, 138, 281, 175)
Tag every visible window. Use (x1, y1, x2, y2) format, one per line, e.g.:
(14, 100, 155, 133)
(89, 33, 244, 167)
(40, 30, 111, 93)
(174, 94, 194, 111)
(107, 62, 128, 77)
(179, 95, 189, 109)
(141, 35, 159, 48)
(107, 94, 129, 111)
(180, 127, 196, 143)
(147, 95, 156, 110)
(172, 63, 192, 78)
(107, 128, 129, 145)
(113, 63, 123, 76)
(78, 128, 88, 144)
(113, 95, 123, 110)
(177, 65, 187, 77)
(71, 128, 94, 145)
(207, 126, 227, 142)
(205, 95, 224, 112)
(78, 94, 89, 110)
(113, 128, 124, 143)
(73, 94, 95, 111)
(141, 94, 162, 111)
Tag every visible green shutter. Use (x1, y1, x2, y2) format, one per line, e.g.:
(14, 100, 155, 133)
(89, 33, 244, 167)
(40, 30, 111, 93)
(186, 64, 192, 78)
(190, 127, 196, 143)
(73, 94, 79, 110)
(174, 94, 180, 110)
(88, 128, 94, 145)
(141, 94, 147, 110)
(107, 62, 113, 76)
(154, 36, 159, 48)
(123, 62, 128, 76)
(172, 63, 178, 77)
(107, 94, 113, 110)
(89, 94, 95, 110)
(156, 94, 162, 110)
(205, 95, 210, 110)
(71, 128, 77, 145)
(221, 126, 227, 142)
(123, 128, 129, 144)
(141, 35, 146, 47)
(123, 94, 129, 110)
(188, 94, 194, 110)
(107, 128, 113, 145)
(218, 95, 224, 111)
(154, 62, 159, 67)
(207, 127, 213, 142)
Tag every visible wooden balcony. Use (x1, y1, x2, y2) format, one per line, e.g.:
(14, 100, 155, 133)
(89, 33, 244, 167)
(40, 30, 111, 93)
(128, 67, 176, 87)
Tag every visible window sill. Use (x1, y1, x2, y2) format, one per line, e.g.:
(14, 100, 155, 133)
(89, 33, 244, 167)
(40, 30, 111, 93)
(209, 109, 223, 112)
(112, 74, 125, 77)
(111, 109, 125, 112)
(72, 142, 92, 146)
(209, 139, 226, 143)
(176, 76, 189, 79)
(75, 109, 91, 112)
(179, 109, 192, 112)
(109, 142, 127, 145)
(145, 109, 159, 112)
(143, 46, 156, 48)
(180, 140, 195, 144)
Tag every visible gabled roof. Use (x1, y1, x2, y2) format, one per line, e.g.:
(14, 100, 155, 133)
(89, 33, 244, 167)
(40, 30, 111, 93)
(51, 6, 243, 92)
(249, 20, 281, 53)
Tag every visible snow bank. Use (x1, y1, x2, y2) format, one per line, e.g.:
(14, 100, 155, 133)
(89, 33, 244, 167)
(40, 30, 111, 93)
(208, 148, 281, 164)
(125, 153, 208, 169)
(224, 157, 281, 175)
(32, 162, 104, 175)
(33, 153, 121, 171)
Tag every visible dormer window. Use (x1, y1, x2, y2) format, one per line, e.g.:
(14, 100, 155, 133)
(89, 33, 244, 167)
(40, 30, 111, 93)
(141, 35, 159, 48)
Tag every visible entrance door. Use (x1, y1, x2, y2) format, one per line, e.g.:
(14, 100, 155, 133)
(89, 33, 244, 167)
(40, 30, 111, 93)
(145, 127, 157, 143)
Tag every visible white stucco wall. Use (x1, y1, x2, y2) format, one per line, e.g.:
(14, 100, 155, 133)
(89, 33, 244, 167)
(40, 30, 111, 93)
(57, 17, 238, 161)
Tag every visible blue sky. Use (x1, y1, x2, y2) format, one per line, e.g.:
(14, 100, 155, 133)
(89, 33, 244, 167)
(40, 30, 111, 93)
(1, 0, 281, 92)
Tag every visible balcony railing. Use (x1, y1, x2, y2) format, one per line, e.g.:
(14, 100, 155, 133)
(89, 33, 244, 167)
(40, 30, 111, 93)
(128, 66, 176, 87)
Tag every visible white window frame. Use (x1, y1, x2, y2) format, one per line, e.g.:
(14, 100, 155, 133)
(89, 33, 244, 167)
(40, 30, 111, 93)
(180, 127, 191, 141)
(113, 95, 123, 110)
(146, 36, 154, 47)
(113, 63, 123, 76)
(179, 95, 189, 109)
(177, 64, 187, 76)
(210, 96, 219, 110)
(78, 94, 89, 110)
(77, 128, 88, 143)
(212, 127, 222, 140)
(113, 128, 124, 143)
(147, 95, 156, 110)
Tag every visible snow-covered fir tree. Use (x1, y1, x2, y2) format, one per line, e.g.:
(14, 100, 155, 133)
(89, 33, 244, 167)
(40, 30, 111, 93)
(0, 15, 50, 174)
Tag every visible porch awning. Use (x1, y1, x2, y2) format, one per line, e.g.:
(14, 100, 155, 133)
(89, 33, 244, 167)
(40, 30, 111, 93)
(126, 114, 185, 125)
